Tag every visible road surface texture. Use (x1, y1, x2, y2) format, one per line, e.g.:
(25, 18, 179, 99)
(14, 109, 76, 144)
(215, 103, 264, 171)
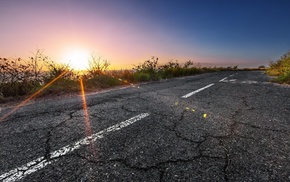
(0, 71, 289, 181)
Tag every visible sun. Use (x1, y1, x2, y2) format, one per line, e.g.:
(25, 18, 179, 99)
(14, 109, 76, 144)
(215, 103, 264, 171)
(62, 48, 90, 71)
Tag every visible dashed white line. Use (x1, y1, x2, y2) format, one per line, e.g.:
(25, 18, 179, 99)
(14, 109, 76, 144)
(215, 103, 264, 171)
(182, 83, 215, 98)
(229, 74, 235, 77)
(241, 80, 257, 84)
(219, 77, 228, 82)
(0, 113, 150, 182)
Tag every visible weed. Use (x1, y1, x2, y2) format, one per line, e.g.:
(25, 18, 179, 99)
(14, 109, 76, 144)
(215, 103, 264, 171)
(134, 56, 159, 81)
(0, 50, 45, 97)
(86, 54, 110, 77)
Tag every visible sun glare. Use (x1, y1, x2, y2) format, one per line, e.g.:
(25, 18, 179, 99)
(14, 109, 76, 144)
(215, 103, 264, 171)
(62, 48, 90, 70)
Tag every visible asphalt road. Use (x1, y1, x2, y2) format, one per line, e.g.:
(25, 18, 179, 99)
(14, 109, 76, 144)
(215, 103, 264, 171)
(0, 71, 289, 181)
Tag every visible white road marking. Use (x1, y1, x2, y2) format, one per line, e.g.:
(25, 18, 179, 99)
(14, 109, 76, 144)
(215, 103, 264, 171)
(219, 77, 236, 83)
(242, 80, 258, 84)
(219, 77, 228, 82)
(182, 83, 215, 98)
(0, 113, 150, 182)
(229, 74, 235, 77)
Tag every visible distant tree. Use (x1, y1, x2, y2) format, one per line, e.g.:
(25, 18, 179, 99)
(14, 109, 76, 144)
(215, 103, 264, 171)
(258, 65, 266, 69)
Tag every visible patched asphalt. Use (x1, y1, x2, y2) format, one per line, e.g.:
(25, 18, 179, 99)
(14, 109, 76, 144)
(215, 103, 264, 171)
(0, 71, 289, 181)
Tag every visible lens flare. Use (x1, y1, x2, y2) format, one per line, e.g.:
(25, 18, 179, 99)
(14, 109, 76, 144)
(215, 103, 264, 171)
(79, 78, 97, 158)
(0, 71, 67, 122)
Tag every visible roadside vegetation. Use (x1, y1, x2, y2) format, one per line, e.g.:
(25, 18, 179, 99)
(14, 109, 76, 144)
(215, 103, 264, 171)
(0, 50, 245, 102)
(132, 56, 238, 81)
(266, 51, 290, 84)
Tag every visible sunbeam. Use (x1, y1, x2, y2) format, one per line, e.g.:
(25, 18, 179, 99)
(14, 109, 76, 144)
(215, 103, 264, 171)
(0, 71, 67, 122)
(79, 78, 97, 158)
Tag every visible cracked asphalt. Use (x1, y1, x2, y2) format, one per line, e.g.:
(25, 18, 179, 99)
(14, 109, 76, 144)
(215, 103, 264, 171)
(0, 71, 289, 181)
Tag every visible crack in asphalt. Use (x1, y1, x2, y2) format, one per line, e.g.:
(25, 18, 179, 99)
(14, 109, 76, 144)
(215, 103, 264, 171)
(1, 72, 289, 181)
(229, 96, 288, 135)
(44, 130, 52, 160)
(169, 110, 206, 144)
(87, 98, 119, 107)
(73, 152, 224, 182)
(43, 110, 78, 160)
(42, 102, 231, 181)
(222, 147, 230, 182)
(121, 105, 137, 113)
(1, 110, 63, 123)
(229, 111, 239, 137)
(172, 109, 232, 181)
(237, 122, 290, 134)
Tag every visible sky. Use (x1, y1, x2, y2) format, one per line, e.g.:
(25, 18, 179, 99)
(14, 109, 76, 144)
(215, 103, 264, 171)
(1, 0, 290, 69)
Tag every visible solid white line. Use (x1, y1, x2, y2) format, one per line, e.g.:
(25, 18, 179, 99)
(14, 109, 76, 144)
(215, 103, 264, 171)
(182, 83, 215, 98)
(219, 77, 228, 82)
(0, 113, 150, 182)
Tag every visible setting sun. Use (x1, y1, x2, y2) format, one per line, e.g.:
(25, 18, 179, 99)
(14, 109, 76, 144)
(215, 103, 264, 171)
(61, 48, 90, 70)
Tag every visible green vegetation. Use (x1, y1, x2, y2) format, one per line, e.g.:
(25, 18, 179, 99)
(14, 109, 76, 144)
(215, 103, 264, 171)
(266, 51, 290, 84)
(0, 50, 264, 103)
(132, 57, 238, 82)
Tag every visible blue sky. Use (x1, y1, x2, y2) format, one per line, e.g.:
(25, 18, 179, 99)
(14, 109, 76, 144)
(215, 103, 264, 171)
(0, 0, 290, 68)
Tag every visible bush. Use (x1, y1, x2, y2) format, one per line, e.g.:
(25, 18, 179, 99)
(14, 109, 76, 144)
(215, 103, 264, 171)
(267, 51, 290, 84)
(85, 74, 122, 89)
(134, 56, 159, 81)
(158, 60, 204, 78)
(276, 72, 290, 84)
(0, 50, 46, 97)
(133, 58, 228, 81)
(43, 59, 77, 82)
(0, 81, 40, 97)
(86, 55, 110, 77)
(38, 78, 80, 96)
(133, 72, 151, 82)
(108, 70, 135, 83)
